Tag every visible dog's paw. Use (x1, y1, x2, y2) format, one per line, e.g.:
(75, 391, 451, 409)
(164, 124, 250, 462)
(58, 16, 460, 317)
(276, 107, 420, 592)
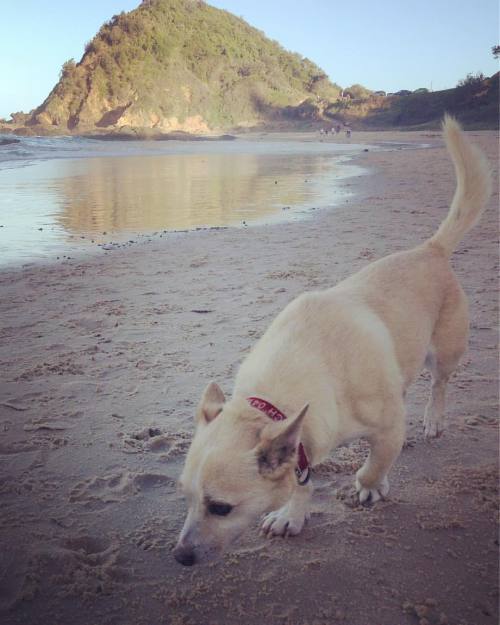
(423, 419, 444, 439)
(355, 475, 389, 504)
(423, 408, 445, 439)
(261, 504, 309, 537)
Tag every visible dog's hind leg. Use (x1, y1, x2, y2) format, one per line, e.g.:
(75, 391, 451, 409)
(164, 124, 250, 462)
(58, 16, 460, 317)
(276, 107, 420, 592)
(355, 413, 405, 504)
(424, 284, 469, 439)
(261, 479, 313, 537)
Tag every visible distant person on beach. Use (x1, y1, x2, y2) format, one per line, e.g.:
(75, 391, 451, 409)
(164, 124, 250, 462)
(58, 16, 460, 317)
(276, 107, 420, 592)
(345, 127, 352, 138)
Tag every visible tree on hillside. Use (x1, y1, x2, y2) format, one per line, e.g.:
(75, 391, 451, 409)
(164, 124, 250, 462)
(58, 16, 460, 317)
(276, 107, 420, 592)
(493, 45, 500, 58)
(344, 84, 372, 99)
(457, 72, 484, 88)
(60, 59, 77, 79)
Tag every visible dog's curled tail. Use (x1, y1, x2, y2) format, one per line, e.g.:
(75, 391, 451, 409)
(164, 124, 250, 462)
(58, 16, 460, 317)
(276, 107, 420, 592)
(430, 115, 492, 256)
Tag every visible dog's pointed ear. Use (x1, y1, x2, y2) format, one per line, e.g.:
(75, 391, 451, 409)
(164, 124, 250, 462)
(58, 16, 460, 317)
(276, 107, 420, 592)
(196, 381, 225, 423)
(256, 404, 309, 478)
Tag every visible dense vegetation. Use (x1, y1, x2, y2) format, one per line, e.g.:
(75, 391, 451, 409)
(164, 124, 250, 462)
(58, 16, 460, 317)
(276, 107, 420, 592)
(10, 0, 496, 134)
(326, 72, 499, 130)
(29, 0, 341, 132)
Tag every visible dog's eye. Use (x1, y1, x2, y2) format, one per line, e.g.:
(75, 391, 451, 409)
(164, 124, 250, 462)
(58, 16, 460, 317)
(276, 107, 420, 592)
(207, 502, 233, 516)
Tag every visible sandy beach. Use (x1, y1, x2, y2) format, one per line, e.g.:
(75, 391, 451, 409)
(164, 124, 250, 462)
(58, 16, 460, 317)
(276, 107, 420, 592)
(0, 129, 498, 625)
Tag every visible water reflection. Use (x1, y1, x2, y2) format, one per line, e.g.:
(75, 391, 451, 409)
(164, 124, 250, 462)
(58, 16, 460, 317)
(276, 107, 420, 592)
(56, 151, 339, 235)
(0, 143, 359, 265)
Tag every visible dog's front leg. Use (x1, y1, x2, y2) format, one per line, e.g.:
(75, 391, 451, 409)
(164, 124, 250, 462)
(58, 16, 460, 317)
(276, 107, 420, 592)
(355, 418, 405, 504)
(261, 480, 313, 537)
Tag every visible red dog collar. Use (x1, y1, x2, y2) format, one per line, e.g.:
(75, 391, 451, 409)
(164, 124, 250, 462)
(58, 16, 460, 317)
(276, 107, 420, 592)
(247, 397, 310, 485)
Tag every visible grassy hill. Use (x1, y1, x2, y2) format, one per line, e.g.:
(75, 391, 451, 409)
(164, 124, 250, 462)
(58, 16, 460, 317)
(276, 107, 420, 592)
(3, 0, 495, 135)
(326, 73, 499, 130)
(27, 0, 341, 133)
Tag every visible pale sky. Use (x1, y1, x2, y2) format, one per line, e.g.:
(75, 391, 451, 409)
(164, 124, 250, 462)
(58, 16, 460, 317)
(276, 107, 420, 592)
(0, 0, 498, 118)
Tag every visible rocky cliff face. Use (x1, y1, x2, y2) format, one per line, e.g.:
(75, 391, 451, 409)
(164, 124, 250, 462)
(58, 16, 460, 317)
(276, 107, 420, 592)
(30, 0, 341, 133)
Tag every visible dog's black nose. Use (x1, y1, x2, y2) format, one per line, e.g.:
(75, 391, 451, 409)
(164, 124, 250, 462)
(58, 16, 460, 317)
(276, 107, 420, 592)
(173, 545, 196, 566)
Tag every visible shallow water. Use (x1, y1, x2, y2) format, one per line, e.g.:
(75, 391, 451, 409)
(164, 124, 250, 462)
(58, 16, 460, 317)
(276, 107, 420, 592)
(0, 136, 369, 266)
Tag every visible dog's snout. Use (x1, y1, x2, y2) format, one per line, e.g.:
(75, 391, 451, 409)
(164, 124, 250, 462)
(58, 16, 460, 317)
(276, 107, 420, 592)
(173, 544, 197, 566)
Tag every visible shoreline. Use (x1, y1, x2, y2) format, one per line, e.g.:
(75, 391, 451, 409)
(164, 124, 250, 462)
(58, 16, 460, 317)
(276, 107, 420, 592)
(0, 136, 372, 270)
(0, 130, 497, 625)
(0, 131, 433, 272)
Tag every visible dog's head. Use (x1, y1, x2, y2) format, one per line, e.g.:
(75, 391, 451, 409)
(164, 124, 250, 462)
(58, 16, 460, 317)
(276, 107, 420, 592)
(173, 382, 308, 566)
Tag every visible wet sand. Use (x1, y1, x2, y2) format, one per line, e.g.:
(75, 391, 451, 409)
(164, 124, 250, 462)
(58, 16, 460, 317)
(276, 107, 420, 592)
(0, 129, 498, 625)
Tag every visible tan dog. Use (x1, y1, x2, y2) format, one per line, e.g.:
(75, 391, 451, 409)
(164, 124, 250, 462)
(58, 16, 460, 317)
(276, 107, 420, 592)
(173, 117, 491, 566)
